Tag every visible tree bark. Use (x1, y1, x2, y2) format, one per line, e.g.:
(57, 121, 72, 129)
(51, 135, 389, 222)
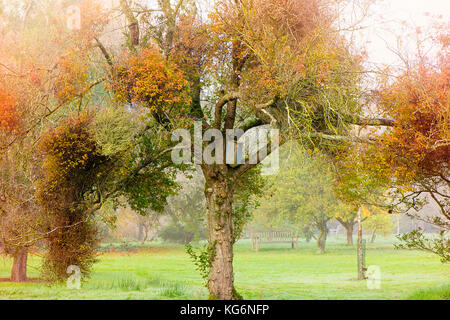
(11, 246, 28, 282)
(203, 169, 240, 300)
(316, 225, 328, 254)
(142, 225, 149, 243)
(370, 229, 376, 243)
(346, 224, 354, 245)
(357, 207, 366, 280)
(120, 0, 140, 47)
(138, 223, 144, 241)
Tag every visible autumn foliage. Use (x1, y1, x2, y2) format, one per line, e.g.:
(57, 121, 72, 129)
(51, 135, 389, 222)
(54, 51, 90, 103)
(376, 53, 449, 185)
(111, 48, 191, 112)
(0, 88, 19, 133)
(36, 114, 106, 281)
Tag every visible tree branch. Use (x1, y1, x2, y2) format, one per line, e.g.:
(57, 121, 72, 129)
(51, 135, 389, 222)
(214, 92, 241, 129)
(348, 117, 395, 127)
(94, 37, 114, 70)
(309, 132, 376, 144)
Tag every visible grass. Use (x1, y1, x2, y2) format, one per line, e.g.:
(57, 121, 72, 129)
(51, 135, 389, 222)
(406, 284, 450, 300)
(0, 235, 448, 300)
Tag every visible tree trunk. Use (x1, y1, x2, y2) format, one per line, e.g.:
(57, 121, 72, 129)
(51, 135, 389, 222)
(305, 235, 311, 243)
(11, 247, 28, 282)
(336, 218, 356, 246)
(316, 225, 328, 254)
(346, 224, 354, 245)
(357, 207, 366, 280)
(370, 229, 376, 243)
(303, 227, 313, 243)
(204, 171, 239, 300)
(120, 0, 140, 47)
(138, 223, 144, 241)
(142, 226, 149, 243)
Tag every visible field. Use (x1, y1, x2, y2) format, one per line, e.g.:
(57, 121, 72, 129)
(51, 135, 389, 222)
(0, 235, 448, 300)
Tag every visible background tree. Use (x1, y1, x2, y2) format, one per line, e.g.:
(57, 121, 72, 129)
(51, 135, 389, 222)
(136, 212, 160, 243)
(253, 145, 349, 253)
(335, 211, 362, 245)
(160, 171, 208, 244)
(363, 212, 394, 243)
(0, 142, 41, 282)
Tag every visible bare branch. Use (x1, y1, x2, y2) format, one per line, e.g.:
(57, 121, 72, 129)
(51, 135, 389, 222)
(348, 117, 395, 127)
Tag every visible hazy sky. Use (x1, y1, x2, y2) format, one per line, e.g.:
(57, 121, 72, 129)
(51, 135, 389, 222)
(120, 0, 449, 68)
(353, 0, 449, 67)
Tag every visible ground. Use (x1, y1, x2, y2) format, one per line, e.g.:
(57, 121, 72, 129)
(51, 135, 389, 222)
(0, 235, 448, 300)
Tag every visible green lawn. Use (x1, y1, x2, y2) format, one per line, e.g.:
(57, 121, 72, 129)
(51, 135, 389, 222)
(0, 235, 448, 300)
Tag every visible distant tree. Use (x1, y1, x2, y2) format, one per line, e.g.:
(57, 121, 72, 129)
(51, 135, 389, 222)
(165, 172, 207, 241)
(363, 211, 393, 243)
(331, 144, 393, 279)
(335, 211, 360, 245)
(254, 146, 348, 253)
(136, 212, 160, 243)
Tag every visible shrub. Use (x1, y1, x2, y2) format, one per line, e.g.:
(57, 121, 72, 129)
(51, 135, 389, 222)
(158, 225, 200, 244)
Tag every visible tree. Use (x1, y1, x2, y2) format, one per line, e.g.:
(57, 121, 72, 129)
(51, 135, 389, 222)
(1, 0, 395, 296)
(0, 0, 112, 281)
(106, 0, 393, 299)
(0, 2, 64, 280)
(161, 171, 208, 244)
(136, 212, 160, 243)
(363, 212, 393, 243)
(0, 142, 41, 282)
(332, 143, 393, 279)
(35, 104, 183, 280)
(370, 25, 449, 262)
(335, 212, 358, 246)
(254, 145, 349, 253)
(36, 114, 106, 281)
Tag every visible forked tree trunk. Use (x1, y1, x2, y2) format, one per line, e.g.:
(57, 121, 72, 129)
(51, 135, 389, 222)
(336, 218, 355, 246)
(204, 171, 239, 300)
(11, 247, 28, 282)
